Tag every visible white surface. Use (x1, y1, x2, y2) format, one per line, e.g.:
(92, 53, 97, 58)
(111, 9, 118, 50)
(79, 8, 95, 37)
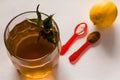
(0, 0, 120, 80)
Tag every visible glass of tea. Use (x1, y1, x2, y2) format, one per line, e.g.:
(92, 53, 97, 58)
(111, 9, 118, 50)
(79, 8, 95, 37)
(4, 11, 61, 79)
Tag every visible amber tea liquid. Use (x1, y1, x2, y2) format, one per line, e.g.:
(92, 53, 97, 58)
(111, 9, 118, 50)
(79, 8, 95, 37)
(5, 18, 60, 79)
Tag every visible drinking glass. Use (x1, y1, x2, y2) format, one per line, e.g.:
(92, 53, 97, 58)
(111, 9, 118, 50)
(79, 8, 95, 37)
(4, 11, 61, 79)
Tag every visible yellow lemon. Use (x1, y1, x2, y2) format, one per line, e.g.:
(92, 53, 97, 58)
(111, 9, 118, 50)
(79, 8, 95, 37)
(89, 0, 118, 28)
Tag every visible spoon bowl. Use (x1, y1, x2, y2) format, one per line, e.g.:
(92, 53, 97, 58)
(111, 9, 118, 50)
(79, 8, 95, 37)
(69, 31, 101, 63)
(60, 22, 88, 55)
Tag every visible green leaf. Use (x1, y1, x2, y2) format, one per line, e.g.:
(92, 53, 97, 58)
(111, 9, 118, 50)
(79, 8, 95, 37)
(43, 14, 54, 31)
(45, 30, 58, 44)
(36, 4, 42, 27)
(27, 4, 58, 44)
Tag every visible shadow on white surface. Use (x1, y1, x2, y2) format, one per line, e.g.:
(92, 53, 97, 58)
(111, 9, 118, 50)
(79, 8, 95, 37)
(96, 25, 117, 57)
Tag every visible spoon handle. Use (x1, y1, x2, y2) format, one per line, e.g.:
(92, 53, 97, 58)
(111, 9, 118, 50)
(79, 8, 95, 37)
(60, 34, 78, 55)
(69, 41, 90, 63)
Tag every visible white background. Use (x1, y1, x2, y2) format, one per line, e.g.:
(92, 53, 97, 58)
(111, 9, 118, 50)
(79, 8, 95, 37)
(0, 0, 120, 80)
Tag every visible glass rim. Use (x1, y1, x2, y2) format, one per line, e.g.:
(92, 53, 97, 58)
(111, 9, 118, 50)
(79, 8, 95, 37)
(4, 11, 60, 61)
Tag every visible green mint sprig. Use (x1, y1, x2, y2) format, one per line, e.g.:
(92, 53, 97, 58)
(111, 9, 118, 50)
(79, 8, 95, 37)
(27, 4, 58, 44)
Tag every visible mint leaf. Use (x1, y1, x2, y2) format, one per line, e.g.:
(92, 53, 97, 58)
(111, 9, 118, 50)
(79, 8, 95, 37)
(36, 4, 42, 28)
(43, 14, 54, 31)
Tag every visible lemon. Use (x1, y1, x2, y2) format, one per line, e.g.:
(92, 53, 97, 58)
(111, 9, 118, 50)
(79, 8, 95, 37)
(89, 0, 118, 28)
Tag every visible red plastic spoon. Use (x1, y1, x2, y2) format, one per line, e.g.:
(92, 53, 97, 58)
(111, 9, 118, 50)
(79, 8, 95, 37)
(60, 22, 88, 55)
(69, 31, 101, 63)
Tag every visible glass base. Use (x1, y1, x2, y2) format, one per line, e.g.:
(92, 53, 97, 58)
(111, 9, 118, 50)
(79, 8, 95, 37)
(17, 67, 57, 80)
